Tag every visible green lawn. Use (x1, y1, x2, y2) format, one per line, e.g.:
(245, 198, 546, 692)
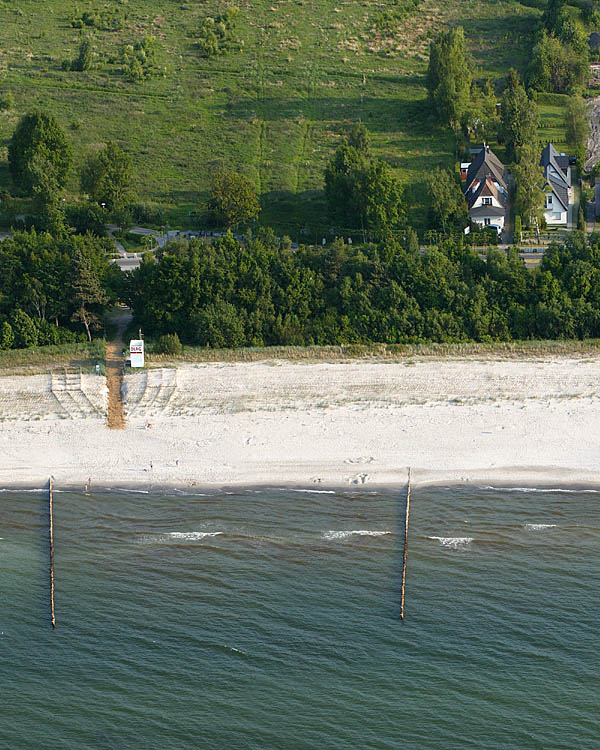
(0, 0, 542, 234)
(536, 92, 570, 153)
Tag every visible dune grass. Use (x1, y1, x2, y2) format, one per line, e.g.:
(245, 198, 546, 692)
(0, 341, 106, 375)
(146, 338, 600, 365)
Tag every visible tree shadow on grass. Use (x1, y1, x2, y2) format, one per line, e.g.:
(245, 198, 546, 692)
(217, 89, 432, 135)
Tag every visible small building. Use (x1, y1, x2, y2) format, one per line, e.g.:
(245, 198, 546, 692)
(464, 145, 508, 234)
(540, 143, 572, 226)
(460, 162, 471, 181)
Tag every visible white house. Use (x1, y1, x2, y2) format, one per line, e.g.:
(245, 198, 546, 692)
(540, 143, 572, 226)
(464, 146, 508, 233)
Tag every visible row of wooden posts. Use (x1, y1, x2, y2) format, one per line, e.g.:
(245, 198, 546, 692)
(48, 478, 56, 629)
(45, 470, 413, 628)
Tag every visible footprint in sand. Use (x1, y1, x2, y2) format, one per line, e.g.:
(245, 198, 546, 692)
(347, 473, 370, 485)
(344, 457, 375, 465)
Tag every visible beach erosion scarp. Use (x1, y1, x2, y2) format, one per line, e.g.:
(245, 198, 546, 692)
(1, 357, 600, 489)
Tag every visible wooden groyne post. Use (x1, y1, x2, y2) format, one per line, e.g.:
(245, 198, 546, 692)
(400, 468, 411, 622)
(49, 478, 56, 629)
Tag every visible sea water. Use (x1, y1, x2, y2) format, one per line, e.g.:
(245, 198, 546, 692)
(0, 485, 598, 749)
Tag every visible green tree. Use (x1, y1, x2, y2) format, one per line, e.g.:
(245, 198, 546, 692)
(208, 169, 260, 228)
(26, 152, 66, 235)
(427, 168, 468, 233)
(361, 159, 404, 237)
(464, 79, 499, 141)
(71, 250, 109, 341)
(11, 309, 38, 348)
(542, 0, 567, 34)
(0, 321, 14, 350)
(71, 37, 93, 71)
(513, 143, 545, 230)
(528, 31, 587, 93)
(427, 26, 472, 129)
(565, 95, 589, 168)
(81, 142, 137, 212)
(8, 111, 72, 195)
(499, 69, 538, 163)
(324, 137, 403, 238)
(347, 123, 370, 154)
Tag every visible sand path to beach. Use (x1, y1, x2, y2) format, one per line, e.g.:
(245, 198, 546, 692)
(106, 310, 129, 429)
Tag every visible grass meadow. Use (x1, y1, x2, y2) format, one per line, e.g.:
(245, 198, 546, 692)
(0, 0, 555, 235)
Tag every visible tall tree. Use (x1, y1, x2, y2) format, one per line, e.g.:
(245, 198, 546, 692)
(528, 30, 587, 93)
(513, 143, 545, 230)
(80, 141, 137, 212)
(499, 69, 538, 163)
(324, 135, 403, 238)
(565, 95, 589, 168)
(8, 111, 72, 195)
(427, 27, 472, 130)
(542, 0, 567, 34)
(347, 122, 370, 154)
(26, 153, 66, 235)
(427, 168, 468, 233)
(208, 169, 260, 229)
(71, 250, 109, 342)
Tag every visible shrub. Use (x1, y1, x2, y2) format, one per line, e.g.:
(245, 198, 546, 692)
(11, 310, 38, 348)
(66, 203, 107, 236)
(196, 8, 241, 58)
(131, 203, 164, 225)
(0, 92, 15, 112)
(155, 333, 183, 355)
(0, 321, 14, 350)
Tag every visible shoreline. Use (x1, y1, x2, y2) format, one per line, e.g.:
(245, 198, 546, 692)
(3, 468, 600, 495)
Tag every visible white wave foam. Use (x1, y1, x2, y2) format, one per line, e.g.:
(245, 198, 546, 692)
(289, 489, 336, 494)
(524, 523, 557, 531)
(169, 531, 223, 541)
(322, 530, 392, 540)
(428, 536, 473, 549)
(480, 485, 600, 494)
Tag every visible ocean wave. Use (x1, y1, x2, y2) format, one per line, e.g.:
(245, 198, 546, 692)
(289, 489, 336, 494)
(524, 523, 557, 531)
(428, 536, 473, 549)
(479, 485, 600, 494)
(322, 530, 392, 540)
(168, 531, 224, 541)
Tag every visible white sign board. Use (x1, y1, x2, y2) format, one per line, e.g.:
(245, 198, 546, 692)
(130, 339, 144, 368)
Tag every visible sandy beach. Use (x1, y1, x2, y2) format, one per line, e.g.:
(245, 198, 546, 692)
(1, 356, 600, 490)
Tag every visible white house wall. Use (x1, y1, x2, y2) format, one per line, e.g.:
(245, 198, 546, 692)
(544, 209, 567, 225)
(472, 217, 505, 231)
(471, 194, 503, 209)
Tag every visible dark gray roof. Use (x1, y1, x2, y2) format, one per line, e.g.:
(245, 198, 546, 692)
(540, 143, 570, 188)
(546, 178, 568, 211)
(555, 154, 570, 173)
(589, 32, 600, 51)
(469, 205, 505, 217)
(465, 146, 506, 192)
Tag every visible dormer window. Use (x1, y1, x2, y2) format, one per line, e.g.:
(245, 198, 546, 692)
(482, 197, 492, 205)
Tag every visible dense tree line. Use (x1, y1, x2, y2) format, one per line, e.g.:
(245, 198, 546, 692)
(126, 231, 600, 347)
(0, 230, 120, 349)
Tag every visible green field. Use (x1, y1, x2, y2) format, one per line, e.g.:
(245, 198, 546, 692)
(0, 0, 546, 234)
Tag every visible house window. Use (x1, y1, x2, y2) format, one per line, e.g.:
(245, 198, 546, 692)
(484, 218, 491, 226)
(482, 197, 492, 205)
(546, 194, 553, 207)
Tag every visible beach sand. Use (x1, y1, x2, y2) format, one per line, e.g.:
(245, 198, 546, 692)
(1, 357, 600, 489)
